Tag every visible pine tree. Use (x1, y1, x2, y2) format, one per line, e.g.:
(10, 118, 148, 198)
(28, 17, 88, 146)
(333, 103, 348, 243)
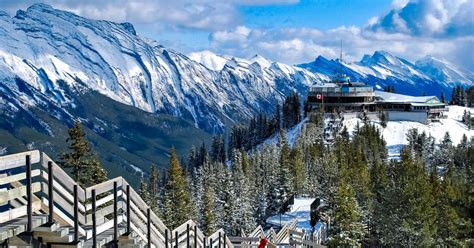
(162, 148, 193, 229)
(148, 164, 160, 213)
(278, 130, 293, 200)
(211, 134, 226, 163)
(435, 164, 464, 246)
(381, 149, 436, 246)
(379, 110, 387, 128)
(59, 121, 107, 187)
(328, 178, 365, 246)
(139, 176, 149, 204)
(202, 180, 216, 235)
(369, 158, 389, 243)
(290, 146, 305, 195)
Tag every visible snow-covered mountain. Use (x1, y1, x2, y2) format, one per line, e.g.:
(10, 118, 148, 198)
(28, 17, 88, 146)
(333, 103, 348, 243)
(298, 51, 473, 96)
(0, 4, 320, 133)
(0, 3, 472, 137)
(415, 56, 474, 85)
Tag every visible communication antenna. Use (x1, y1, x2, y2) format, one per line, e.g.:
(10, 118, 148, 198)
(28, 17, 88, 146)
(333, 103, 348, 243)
(340, 40, 343, 62)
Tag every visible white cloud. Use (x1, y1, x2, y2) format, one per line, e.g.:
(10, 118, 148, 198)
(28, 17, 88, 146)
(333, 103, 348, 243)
(209, 23, 473, 71)
(208, 0, 474, 71)
(0, 0, 299, 31)
(369, 0, 472, 37)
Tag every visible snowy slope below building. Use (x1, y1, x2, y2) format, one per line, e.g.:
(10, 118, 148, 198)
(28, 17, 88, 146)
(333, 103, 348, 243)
(261, 107, 473, 155)
(343, 106, 473, 146)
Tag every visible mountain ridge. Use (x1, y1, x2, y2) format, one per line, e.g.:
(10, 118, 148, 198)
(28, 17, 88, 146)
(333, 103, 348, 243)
(0, 3, 320, 133)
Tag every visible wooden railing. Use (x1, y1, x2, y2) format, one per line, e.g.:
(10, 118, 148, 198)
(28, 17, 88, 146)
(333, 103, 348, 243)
(229, 220, 326, 248)
(0, 150, 233, 247)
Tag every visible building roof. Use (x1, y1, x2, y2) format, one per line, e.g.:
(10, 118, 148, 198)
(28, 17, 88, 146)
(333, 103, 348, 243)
(374, 91, 441, 104)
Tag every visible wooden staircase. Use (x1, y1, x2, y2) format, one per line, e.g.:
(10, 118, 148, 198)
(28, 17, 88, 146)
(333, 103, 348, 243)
(228, 220, 326, 247)
(0, 150, 233, 247)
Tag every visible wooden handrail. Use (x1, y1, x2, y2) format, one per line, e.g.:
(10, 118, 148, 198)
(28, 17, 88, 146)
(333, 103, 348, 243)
(0, 150, 40, 171)
(1, 150, 238, 247)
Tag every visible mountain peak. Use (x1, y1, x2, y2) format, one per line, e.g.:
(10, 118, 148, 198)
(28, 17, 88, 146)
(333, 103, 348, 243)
(188, 50, 228, 71)
(120, 22, 136, 35)
(0, 10, 10, 18)
(249, 54, 272, 68)
(416, 55, 473, 83)
(27, 3, 54, 11)
(314, 55, 329, 63)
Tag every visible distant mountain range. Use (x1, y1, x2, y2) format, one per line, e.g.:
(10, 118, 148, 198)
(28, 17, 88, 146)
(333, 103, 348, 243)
(298, 51, 473, 96)
(0, 4, 472, 181)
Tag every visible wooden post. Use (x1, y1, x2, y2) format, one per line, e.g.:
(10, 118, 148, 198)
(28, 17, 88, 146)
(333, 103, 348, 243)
(187, 223, 190, 248)
(147, 208, 151, 248)
(113, 181, 118, 244)
(26, 155, 32, 232)
(92, 189, 97, 248)
(126, 185, 131, 234)
(204, 238, 206, 248)
(223, 234, 226, 248)
(209, 238, 212, 248)
(218, 232, 221, 248)
(194, 225, 197, 248)
(47, 161, 54, 224)
(165, 229, 169, 248)
(175, 231, 178, 248)
(73, 185, 79, 242)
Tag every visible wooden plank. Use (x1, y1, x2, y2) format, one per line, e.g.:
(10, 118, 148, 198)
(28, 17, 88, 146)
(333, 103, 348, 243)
(0, 199, 42, 223)
(40, 171, 87, 214)
(41, 153, 86, 201)
(0, 182, 42, 205)
(41, 185, 87, 224)
(0, 169, 41, 186)
(0, 150, 40, 171)
(40, 197, 86, 237)
(84, 190, 122, 211)
(86, 177, 123, 196)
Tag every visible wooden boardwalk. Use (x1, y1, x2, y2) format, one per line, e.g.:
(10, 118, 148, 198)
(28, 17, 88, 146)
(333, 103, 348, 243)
(0, 150, 324, 247)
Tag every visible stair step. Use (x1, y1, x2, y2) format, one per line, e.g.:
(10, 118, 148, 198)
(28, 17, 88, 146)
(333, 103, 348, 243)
(0, 215, 48, 241)
(48, 240, 84, 248)
(37, 227, 75, 243)
(82, 227, 127, 248)
(34, 222, 61, 233)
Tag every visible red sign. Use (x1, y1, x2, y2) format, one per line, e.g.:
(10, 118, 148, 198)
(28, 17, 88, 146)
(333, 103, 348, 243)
(316, 94, 323, 100)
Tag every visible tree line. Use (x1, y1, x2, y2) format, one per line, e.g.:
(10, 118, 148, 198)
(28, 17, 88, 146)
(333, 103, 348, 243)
(59, 101, 473, 247)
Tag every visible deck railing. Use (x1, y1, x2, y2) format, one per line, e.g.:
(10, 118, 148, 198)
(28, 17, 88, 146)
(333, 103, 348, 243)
(0, 150, 325, 247)
(0, 150, 233, 247)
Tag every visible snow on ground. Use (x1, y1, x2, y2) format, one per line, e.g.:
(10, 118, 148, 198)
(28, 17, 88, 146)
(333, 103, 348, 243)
(266, 198, 321, 232)
(261, 117, 308, 148)
(343, 106, 473, 147)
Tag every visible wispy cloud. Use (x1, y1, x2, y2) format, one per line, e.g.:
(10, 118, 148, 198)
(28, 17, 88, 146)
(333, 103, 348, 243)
(0, 0, 298, 31)
(209, 0, 474, 70)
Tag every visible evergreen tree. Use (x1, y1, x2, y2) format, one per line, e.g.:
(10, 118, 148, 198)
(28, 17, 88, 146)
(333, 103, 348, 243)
(162, 148, 193, 229)
(148, 164, 160, 213)
(435, 164, 464, 246)
(59, 121, 107, 187)
(290, 146, 305, 195)
(378, 110, 387, 128)
(139, 176, 149, 204)
(328, 178, 365, 247)
(278, 130, 293, 200)
(211, 134, 226, 163)
(202, 179, 216, 235)
(380, 149, 436, 246)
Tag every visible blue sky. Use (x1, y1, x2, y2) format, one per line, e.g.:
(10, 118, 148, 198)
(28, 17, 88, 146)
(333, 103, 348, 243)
(147, 0, 395, 54)
(1, 0, 473, 70)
